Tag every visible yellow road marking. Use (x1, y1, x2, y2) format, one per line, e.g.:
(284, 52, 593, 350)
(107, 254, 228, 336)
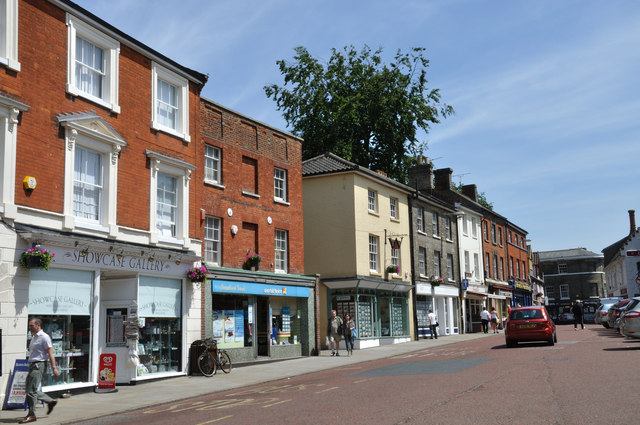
(196, 415, 233, 424)
(262, 399, 292, 408)
(315, 386, 340, 394)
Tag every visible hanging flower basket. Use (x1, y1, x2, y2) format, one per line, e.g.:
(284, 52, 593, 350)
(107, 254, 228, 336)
(20, 247, 55, 271)
(386, 265, 400, 274)
(187, 266, 207, 282)
(431, 277, 444, 286)
(244, 251, 263, 270)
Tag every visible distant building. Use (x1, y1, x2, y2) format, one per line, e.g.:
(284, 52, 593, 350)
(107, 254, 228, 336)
(602, 210, 640, 298)
(537, 248, 605, 322)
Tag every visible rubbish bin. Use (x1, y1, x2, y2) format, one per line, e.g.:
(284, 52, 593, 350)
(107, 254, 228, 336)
(189, 340, 206, 375)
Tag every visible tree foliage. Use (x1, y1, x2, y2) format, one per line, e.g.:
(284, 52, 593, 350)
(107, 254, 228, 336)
(264, 45, 453, 181)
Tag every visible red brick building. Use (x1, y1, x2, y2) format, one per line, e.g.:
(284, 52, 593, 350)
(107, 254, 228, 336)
(1, 0, 207, 395)
(197, 98, 315, 361)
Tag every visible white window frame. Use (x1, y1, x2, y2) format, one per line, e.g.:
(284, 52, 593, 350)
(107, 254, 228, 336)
(66, 14, 120, 113)
(60, 113, 125, 236)
(416, 207, 424, 233)
(445, 217, 452, 240)
(522, 261, 527, 279)
(546, 285, 556, 300)
(391, 246, 399, 270)
(204, 216, 221, 265)
(151, 62, 190, 142)
(471, 217, 478, 238)
(462, 216, 469, 235)
(558, 263, 568, 274)
(433, 251, 441, 278)
(464, 251, 470, 276)
(204, 145, 222, 186)
(390, 197, 398, 220)
(0, 0, 19, 71)
(369, 235, 379, 272)
(418, 247, 426, 277)
(368, 189, 377, 213)
(474, 253, 480, 281)
(275, 229, 288, 273)
(274, 167, 288, 203)
(146, 150, 194, 247)
(559, 284, 570, 299)
(447, 254, 454, 281)
(73, 145, 103, 222)
(432, 212, 439, 237)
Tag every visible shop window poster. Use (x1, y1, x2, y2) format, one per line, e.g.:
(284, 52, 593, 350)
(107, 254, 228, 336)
(212, 310, 224, 341)
(234, 310, 244, 342)
(224, 312, 234, 343)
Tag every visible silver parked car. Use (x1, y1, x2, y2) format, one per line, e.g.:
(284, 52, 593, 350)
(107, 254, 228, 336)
(595, 298, 623, 328)
(620, 297, 640, 338)
(607, 298, 633, 332)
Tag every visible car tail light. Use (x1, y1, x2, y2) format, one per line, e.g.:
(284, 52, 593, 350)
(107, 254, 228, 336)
(602, 312, 608, 316)
(624, 311, 640, 319)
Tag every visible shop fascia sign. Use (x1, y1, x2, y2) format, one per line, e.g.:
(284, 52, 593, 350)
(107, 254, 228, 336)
(514, 282, 531, 291)
(211, 280, 310, 297)
(43, 244, 190, 274)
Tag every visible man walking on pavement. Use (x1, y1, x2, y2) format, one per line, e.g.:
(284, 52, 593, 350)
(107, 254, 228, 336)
(480, 306, 490, 334)
(328, 310, 343, 356)
(20, 318, 60, 424)
(572, 300, 585, 330)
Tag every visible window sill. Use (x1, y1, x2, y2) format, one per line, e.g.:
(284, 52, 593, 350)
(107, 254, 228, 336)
(390, 217, 400, 223)
(204, 180, 225, 190)
(417, 230, 427, 236)
(151, 121, 190, 142)
(242, 190, 260, 198)
(67, 86, 120, 114)
(369, 271, 382, 277)
(445, 239, 454, 243)
(432, 235, 441, 240)
(74, 220, 110, 234)
(0, 56, 20, 72)
(274, 198, 290, 206)
(368, 210, 379, 217)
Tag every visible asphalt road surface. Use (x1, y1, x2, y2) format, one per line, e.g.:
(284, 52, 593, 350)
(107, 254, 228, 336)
(78, 325, 640, 425)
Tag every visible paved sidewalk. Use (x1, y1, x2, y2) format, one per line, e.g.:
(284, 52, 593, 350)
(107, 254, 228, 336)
(3, 332, 496, 424)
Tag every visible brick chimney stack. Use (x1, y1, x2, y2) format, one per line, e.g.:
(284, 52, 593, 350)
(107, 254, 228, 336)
(630, 209, 637, 234)
(461, 184, 478, 202)
(408, 155, 434, 192)
(434, 168, 453, 191)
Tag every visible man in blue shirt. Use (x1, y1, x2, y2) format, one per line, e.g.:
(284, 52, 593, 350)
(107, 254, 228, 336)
(20, 318, 60, 424)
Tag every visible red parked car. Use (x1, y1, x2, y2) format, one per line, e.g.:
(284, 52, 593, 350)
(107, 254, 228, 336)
(505, 306, 557, 347)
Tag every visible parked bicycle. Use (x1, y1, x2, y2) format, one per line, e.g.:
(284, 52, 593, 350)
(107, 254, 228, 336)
(197, 338, 232, 376)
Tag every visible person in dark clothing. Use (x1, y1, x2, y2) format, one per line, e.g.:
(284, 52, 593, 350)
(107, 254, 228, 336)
(572, 300, 584, 330)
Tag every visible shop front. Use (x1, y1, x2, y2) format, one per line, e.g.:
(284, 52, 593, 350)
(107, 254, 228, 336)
(323, 279, 412, 349)
(18, 228, 200, 392)
(416, 283, 460, 338)
(512, 281, 533, 308)
(462, 283, 488, 333)
(207, 271, 316, 362)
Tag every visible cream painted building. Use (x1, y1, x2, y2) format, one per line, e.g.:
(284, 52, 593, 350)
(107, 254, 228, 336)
(303, 153, 413, 349)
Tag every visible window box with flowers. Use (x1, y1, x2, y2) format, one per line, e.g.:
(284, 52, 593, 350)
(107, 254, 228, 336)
(20, 247, 55, 271)
(244, 251, 263, 271)
(187, 266, 207, 282)
(431, 277, 444, 286)
(386, 265, 400, 275)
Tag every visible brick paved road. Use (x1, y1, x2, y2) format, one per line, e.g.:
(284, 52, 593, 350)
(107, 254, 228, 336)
(76, 325, 640, 425)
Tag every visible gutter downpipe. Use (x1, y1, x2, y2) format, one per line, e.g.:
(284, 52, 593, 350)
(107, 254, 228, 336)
(409, 193, 419, 341)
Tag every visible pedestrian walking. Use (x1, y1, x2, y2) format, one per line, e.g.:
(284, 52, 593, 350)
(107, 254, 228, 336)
(328, 310, 343, 356)
(428, 309, 438, 339)
(342, 314, 355, 356)
(20, 317, 60, 424)
(572, 300, 584, 330)
(490, 307, 499, 333)
(480, 306, 490, 334)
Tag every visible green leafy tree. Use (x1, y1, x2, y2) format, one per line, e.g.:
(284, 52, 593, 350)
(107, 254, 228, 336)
(264, 45, 453, 181)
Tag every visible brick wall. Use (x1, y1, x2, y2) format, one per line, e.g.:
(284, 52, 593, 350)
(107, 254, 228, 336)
(198, 99, 304, 274)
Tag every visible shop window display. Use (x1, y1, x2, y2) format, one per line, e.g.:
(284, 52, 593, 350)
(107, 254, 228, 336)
(212, 295, 251, 348)
(27, 315, 91, 387)
(270, 297, 301, 345)
(28, 268, 94, 387)
(137, 277, 182, 375)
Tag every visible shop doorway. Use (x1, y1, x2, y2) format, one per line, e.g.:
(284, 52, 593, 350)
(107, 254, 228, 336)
(100, 304, 131, 384)
(256, 297, 270, 357)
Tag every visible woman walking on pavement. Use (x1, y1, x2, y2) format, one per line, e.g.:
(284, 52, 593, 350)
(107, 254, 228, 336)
(490, 307, 499, 333)
(342, 314, 355, 356)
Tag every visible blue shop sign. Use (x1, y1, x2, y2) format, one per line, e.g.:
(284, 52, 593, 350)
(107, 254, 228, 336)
(212, 280, 310, 298)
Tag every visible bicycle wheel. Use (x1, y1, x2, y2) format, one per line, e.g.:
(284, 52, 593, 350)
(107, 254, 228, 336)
(197, 351, 216, 376)
(218, 350, 232, 374)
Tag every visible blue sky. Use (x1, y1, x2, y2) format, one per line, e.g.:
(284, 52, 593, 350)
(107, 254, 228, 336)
(74, 0, 640, 254)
